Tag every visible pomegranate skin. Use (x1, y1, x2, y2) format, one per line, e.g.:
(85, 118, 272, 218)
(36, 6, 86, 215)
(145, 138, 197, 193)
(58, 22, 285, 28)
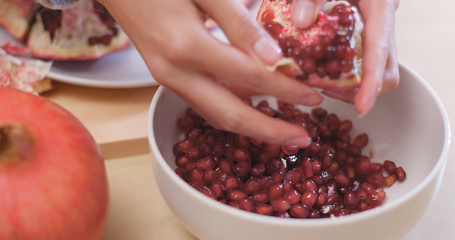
(0, 87, 109, 240)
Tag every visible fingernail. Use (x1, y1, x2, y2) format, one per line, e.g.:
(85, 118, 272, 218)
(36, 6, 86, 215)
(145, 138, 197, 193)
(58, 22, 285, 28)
(253, 36, 282, 65)
(285, 136, 312, 148)
(299, 93, 323, 106)
(291, 0, 316, 29)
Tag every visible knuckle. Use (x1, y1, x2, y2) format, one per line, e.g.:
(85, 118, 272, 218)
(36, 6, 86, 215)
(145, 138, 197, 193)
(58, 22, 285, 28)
(160, 35, 197, 65)
(229, 15, 262, 44)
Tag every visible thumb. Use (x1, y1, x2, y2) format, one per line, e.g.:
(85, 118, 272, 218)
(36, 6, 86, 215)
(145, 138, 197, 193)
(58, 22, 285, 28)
(291, 0, 326, 29)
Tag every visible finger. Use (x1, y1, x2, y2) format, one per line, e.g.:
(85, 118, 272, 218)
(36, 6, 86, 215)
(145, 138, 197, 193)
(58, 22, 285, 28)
(194, 0, 282, 65)
(354, 1, 394, 117)
(291, 0, 326, 29)
(321, 89, 356, 104)
(208, 36, 323, 106)
(379, 28, 399, 95)
(169, 70, 313, 148)
(181, 28, 323, 106)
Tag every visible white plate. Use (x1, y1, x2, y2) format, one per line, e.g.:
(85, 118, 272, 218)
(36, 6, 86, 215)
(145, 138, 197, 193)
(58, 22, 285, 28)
(0, 28, 157, 88)
(0, 0, 259, 88)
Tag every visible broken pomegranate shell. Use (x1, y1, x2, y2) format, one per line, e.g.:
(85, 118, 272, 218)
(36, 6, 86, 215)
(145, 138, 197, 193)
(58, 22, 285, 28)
(0, 0, 34, 41)
(257, 0, 363, 91)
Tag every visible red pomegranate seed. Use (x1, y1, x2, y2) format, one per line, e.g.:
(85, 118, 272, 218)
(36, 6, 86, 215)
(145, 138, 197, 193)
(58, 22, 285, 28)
(335, 173, 351, 187)
(174, 102, 407, 219)
(353, 133, 369, 149)
(344, 166, 356, 180)
(317, 192, 328, 207)
(203, 169, 217, 183)
(238, 198, 255, 212)
(369, 162, 384, 173)
(233, 148, 250, 161)
(218, 160, 233, 174)
(243, 177, 261, 194)
(355, 156, 371, 175)
(343, 190, 359, 209)
(234, 161, 251, 177)
(227, 189, 248, 201)
(301, 189, 317, 208)
(309, 209, 321, 218)
(189, 168, 204, 183)
(177, 116, 195, 131)
(196, 156, 216, 170)
(276, 211, 292, 218)
(269, 183, 285, 199)
(368, 188, 386, 207)
(284, 169, 302, 184)
(251, 163, 266, 177)
(252, 192, 269, 203)
(338, 120, 352, 132)
(290, 204, 309, 218)
(346, 144, 361, 157)
(211, 181, 224, 198)
(383, 160, 397, 175)
(256, 203, 274, 215)
(224, 176, 240, 190)
(366, 173, 385, 188)
(176, 156, 189, 167)
(177, 139, 196, 153)
(284, 189, 302, 205)
(396, 167, 407, 181)
(271, 197, 291, 212)
(199, 186, 216, 200)
(281, 144, 300, 155)
(356, 187, 368, 201)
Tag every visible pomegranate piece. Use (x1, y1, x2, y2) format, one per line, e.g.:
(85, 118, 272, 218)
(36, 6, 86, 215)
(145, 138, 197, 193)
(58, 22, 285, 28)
(0, 0, 130, 61)
(173, 100, 407, 219)
(257, 0, 363, 91)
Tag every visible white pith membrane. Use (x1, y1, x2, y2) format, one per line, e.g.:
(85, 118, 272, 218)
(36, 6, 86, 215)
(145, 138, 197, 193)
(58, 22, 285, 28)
(0, 47, 52, 94)
(258, 0, 364, 91)
(0, 0, 34, 41)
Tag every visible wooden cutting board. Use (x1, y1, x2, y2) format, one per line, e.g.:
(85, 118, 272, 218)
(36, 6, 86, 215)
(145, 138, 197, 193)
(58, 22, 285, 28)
(44, 81, 158, 159)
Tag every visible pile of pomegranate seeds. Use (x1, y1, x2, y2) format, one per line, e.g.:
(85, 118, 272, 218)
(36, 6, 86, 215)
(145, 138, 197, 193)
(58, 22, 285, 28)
(173, 100, 406, 218)
(260, 0, 359, 80)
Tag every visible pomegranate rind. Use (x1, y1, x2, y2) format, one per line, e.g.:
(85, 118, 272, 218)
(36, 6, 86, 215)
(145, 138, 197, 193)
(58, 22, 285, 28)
(26, 0, 130, 61)
(258, 0, 363, 91)
(0, 0, 35, 41)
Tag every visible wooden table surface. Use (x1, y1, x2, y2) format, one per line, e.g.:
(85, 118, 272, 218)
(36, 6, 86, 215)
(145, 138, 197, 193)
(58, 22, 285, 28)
(42, 0, 455, 239)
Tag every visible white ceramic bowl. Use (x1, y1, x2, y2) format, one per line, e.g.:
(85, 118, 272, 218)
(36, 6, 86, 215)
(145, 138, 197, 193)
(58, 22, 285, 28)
(148, 63, 450, 240)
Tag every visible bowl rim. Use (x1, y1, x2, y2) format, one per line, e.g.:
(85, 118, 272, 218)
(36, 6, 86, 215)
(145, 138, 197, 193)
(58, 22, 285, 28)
(147, 62, 451, 227)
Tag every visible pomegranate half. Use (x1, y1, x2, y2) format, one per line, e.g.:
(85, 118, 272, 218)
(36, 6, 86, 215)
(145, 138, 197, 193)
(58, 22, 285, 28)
(0, 87, 109, 240)
(257, 0, 363, 91)
(0, 0, 129, 61)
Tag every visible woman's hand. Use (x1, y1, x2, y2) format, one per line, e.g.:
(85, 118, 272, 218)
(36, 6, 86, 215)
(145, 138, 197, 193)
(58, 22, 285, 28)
(291, 0, 400, 116)
(98, 0, 323, 147)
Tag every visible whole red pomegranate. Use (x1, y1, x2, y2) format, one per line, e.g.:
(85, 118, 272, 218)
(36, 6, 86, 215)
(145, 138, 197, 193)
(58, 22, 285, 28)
(258, 0, 363, 91)
(0, 87, 109, 240)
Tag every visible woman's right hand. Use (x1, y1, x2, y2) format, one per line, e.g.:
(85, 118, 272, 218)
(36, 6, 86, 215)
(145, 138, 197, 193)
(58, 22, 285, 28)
(99, 0, 324, 147)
